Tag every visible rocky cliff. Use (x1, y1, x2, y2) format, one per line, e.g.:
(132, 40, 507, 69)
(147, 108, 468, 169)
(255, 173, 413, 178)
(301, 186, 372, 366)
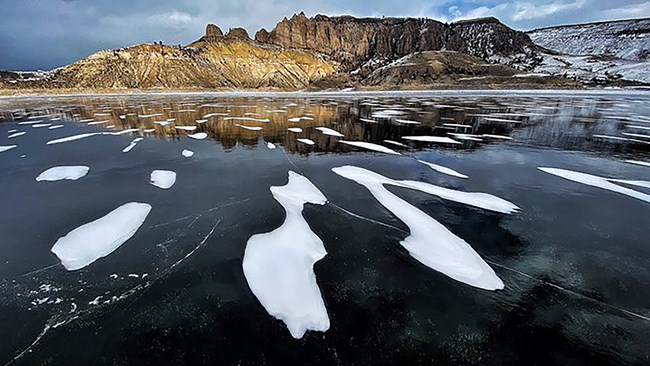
(34, 26, 338, 90)
(262, 13, 539, 69)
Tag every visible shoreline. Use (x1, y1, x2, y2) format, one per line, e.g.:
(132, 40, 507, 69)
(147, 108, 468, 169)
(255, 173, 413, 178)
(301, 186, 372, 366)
(1, 87, 650, 100)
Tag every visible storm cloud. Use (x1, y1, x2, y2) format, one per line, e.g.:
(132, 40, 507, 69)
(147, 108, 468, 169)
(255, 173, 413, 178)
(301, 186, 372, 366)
(1, 0, 649, 70)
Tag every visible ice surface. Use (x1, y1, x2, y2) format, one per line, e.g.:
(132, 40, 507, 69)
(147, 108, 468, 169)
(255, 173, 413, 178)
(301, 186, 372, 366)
(332, 165, 506, 290)
(32, 123, 52, 128)
(297, 138, 315, 145)
(0, 145, 18, 153)
(626, 160, 650, 167)
(174, 126, 197, 131)
(8, 131, 26, 139)
(188, 132, 208, 140)
(539, 167, 650, 204)
(288, 128, 303, 133)
(402, 136, 462, 144)
(234, 124, 263, 131)
(242, 171, 329, 338)
(51, 202, 152, 270)
(418, 160, 468, 179)
(339, 140, 400, 155)
(610, 179, 650, 189)
(122, 138, 143, 153)
(36, 166, 89, 182)
(181, 149, 194, 157)
(150, 170, 177, 189)
(315, 127, 344, 137)
(266, 142, 276, 149)
(48, 125, 64, 130)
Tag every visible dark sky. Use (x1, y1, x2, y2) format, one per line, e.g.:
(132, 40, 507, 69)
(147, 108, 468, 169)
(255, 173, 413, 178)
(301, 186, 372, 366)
(1, 0, 649, 70)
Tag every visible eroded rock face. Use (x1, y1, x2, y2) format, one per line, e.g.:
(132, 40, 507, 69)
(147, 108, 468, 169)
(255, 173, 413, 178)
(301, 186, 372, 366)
(204, 24, 224, 42)
(255, 28, 270, 43)
(226, 27, 250, 40)
(264, 13, 537, 67)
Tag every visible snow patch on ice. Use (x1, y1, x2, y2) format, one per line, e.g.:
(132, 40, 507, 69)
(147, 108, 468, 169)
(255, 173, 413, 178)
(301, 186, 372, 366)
(0, 145, 18, 153)
(188, 132, 207, 140)
(51, 202, 152, 270)
(315, 127, 344, 137)
(402, 136, 461, 144)
(122, 138, 143, 153)
(182, 149, 194, 157)
(36, 166, 89, 182)
(297, 138, 315, 145)
(150, 170, 176, 189)
(418, 160, 468, 179)
(332, 165, 509, 290)
(539, 167, 650, 204)
(243, 171, 329, 339)
(339, 140, 400, 155)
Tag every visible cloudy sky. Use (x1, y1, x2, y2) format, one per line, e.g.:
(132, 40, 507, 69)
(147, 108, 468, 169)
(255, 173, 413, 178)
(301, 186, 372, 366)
(1, 0, 649, 70)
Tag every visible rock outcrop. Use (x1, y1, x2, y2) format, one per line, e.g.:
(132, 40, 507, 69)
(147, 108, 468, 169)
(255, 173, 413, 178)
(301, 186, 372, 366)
(263, 13, 539, 69)
(225, 27, 250, 40)
(203, 24, 224, 42)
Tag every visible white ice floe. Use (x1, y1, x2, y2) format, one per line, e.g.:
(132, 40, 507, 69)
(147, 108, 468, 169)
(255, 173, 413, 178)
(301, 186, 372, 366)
(8, 131, 26, 139)
(224, 117, 270, 123)
(610, 179, 650, 189)
(150, 170, 176, 189)
(448, 133, 483, 142)
(7, 129, 17, 133)
(481, 134, 513, 140)
(122, 137, 143, 153)
(394, 119, 421, 124)
(182, 149, 194, 157)
(36, 166, 89, 182)
(539, 167, 650, 204)
(107, 129, 140, 136)
(315, 127, 344, 137)
(46, 133, 101, 145)
(51, 202, 152, 270)
(359, 118, 379, 123)
(175, 126, 197, 131)
(402, 136, 462, 144)
(48, 125, 64, 130)
(234, 124, 263, 131)
(418, 160, 469, 179)
(332, 165, 513, 290)
(288, 128, 303, 133)
(242, 171, 329, 339)
(0, 145, 18, 152)
(626, 160, 650, 167)
(384, 140, 408, 147)
(297, 138, 315, 145)
(203, 113, 228, 118)
(266, 142, 276, 149)
(32, 123, 52, 128)
(339, 140, 400, 155)
(188, 132, 208, 140)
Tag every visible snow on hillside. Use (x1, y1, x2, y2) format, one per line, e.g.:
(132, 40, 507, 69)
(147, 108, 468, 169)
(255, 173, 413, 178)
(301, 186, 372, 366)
(528, 18, 650, 61)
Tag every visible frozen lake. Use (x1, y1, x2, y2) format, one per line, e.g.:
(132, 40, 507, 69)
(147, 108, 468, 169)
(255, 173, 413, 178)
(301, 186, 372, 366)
(0, 91, 649, 365)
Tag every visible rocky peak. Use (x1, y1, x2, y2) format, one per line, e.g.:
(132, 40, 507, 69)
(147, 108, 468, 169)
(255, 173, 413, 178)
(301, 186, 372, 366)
(255, 28, 270, 43)
(204, 24, 224, 42)
(226, 27, 250, 40)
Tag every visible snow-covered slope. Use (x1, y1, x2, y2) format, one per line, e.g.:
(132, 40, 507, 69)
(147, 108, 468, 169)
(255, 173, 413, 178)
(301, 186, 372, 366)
(527, 18, 650, 84)
(528, 18, 650, 61)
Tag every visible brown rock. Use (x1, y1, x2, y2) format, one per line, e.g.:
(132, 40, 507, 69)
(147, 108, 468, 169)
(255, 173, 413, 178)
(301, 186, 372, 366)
(255, 28, 270, 43)
(204, 24, 224, 42)
(226, 28, 250, 40)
